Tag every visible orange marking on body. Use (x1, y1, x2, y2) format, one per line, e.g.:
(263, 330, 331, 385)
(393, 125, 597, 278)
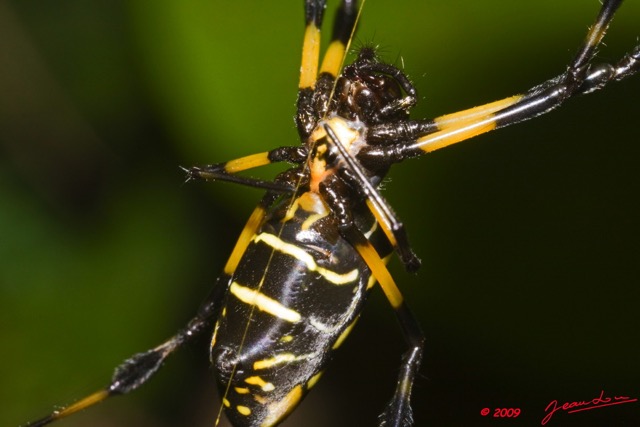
(309, 156, 333, 193)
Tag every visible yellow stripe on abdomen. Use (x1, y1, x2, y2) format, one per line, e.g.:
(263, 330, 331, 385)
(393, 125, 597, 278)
(229, 282, 301, 323)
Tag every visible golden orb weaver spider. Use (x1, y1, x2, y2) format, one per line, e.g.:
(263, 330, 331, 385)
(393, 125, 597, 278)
(8, 1, 640, 426)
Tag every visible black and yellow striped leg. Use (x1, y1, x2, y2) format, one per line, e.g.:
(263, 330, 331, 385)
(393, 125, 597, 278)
(297, 0, 360, 140)
(319, 0, 358, 78)
(364, 0, 638, 158)
(297, 0, 327, 139)
(346, 230, 424, 427)
(570, 0, 624, 79)
(221, 188, 282, 276)
(25, 278, 228, 427)
(299, 0, 327, 91)
(324, 123, 421, 272)
(25, 186, 286, 427)
(407, 0, 638, 155)
(366, 96, 520, 147)
(183, 145, 306, 192)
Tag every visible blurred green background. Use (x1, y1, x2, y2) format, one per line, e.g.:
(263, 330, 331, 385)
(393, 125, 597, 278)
(2, 1, 639, 426)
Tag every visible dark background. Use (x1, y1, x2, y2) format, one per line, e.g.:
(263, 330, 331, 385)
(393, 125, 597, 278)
(2, 1, 639, 426)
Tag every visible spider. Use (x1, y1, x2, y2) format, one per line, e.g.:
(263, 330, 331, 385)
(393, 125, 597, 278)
(20, 1, 639, 426)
